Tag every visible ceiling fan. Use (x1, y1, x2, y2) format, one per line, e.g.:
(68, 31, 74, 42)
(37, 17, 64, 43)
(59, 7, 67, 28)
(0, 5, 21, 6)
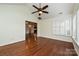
(32, 3, 48, 16)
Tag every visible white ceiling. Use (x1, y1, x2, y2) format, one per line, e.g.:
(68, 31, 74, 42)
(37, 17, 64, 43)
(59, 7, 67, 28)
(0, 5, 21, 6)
(26, 3, 75, 19)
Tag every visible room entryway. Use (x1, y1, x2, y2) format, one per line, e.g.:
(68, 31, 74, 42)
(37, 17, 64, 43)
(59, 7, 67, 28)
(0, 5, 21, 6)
(25, 21, 37, 48)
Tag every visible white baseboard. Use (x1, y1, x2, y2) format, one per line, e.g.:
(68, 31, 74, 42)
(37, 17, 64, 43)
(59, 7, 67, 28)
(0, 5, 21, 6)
(0, 35, 72, 46)
(0, 39, 25, 46)
(72, 39, 79, 56)
(38, 35, 72, 42)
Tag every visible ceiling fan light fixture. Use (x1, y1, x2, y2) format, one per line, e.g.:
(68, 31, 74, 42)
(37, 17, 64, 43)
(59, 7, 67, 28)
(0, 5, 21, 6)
(32, 4, 48, 20)
(39, 11, 43, 14)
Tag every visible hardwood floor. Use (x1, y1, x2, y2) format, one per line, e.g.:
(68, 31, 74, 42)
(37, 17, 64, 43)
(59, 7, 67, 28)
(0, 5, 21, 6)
(0, 37, 77, 56)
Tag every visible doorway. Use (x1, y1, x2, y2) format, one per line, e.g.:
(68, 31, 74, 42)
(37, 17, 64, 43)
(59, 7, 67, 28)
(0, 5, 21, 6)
(25, 21, 37, 48)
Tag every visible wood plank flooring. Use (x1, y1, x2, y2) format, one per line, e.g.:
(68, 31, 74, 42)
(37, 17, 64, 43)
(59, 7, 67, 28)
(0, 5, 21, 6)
(0, 37, 77, 56)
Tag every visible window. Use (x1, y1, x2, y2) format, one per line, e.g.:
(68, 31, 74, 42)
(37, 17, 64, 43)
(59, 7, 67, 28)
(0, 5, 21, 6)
(77, 10, 79, 42)
(52, 18, 71, 36)
(72, 14, 77, 40)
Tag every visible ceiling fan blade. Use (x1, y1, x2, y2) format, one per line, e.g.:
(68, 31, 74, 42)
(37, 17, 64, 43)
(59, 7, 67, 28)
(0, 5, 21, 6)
(32, 11, 38, 14)
(33, 5, 39, 10)
(42, 11, 48, 14)
(42, 5, 48, 10)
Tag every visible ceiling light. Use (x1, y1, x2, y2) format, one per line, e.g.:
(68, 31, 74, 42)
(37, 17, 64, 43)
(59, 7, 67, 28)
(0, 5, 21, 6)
(39, 11, 43, 14)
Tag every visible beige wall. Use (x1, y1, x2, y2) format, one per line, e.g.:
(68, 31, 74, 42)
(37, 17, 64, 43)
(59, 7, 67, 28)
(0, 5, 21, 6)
(0, 4, 37, 46)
